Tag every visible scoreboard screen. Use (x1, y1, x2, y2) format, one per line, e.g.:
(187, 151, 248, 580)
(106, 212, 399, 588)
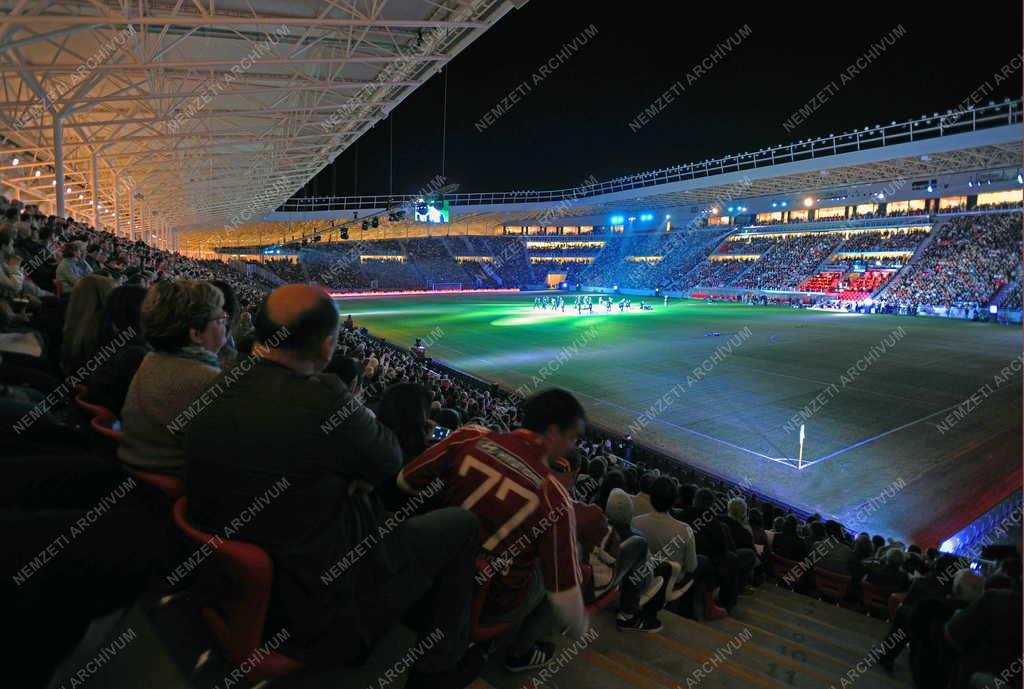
(414, 199, 450, 224)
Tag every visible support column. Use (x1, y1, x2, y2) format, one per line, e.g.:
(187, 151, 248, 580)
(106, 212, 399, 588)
(91, 153, 100, 230)
(112, 172, 120, 237)
(54, 118, 65, 218)
(128, 192, 135, 241)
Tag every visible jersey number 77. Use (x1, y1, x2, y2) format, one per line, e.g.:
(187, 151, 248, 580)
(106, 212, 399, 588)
(457, 455, 541, 552)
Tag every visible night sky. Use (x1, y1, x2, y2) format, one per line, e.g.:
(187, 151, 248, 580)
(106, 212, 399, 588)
(297, 1, 1023, 199)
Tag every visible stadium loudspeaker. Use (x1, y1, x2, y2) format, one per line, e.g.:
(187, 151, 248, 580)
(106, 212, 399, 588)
(48, 604, 196, 689)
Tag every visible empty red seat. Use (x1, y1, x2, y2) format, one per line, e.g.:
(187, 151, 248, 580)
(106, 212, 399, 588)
(861, 580, 898, 618)
(813, 567, 852, 602)
(801, 272, 843, 293)
(171, 497, 303, 680)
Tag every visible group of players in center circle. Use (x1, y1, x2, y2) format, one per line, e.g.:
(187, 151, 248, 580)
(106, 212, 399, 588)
(533, 294, 664, 314)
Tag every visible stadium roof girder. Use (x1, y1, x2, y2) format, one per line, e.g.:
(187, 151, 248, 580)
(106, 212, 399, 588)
(0, 0, 518, 240)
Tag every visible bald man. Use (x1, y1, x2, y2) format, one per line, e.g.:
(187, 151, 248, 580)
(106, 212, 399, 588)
(184, 285, 483, 688)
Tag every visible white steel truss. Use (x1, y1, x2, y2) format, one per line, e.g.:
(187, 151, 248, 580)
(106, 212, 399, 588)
(0, 0, 518, 236)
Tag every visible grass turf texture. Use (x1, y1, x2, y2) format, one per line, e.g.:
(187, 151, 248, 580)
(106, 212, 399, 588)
(337, 292, 1022, 546)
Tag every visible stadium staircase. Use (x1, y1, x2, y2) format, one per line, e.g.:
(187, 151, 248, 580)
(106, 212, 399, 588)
(987, 279, 1016, 308)
(248, 586, 909, 689)
(456, 235, 504, 287)
(520, 587, 904, 689)
(874, 221, 943, 301)
(62, 577, 913, 689)
(229, 260, 286, 286)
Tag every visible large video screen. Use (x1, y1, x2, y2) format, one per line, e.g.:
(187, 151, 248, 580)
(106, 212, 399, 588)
(414, 199, 450, 224)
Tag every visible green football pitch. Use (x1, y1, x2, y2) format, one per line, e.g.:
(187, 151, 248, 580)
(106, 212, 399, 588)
(336, 292, 1022, 546)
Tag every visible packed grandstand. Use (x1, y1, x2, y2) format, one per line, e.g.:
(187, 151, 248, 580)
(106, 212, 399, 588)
(3, 183, 1022, 689)
(1, 5, 1021, 688)
(231, 207, 1023, 318)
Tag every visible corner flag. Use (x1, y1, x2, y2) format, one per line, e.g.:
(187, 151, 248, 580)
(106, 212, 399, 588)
(798, 424, 806, 469)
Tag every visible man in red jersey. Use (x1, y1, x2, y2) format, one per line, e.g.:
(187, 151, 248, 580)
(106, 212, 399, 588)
(398, 388, 588, 672)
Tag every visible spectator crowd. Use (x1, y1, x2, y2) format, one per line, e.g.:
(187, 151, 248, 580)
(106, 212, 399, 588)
(2, 190, 1019, 689)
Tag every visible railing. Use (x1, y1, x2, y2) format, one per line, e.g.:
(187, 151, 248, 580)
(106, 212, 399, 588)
(276, 99, 1022, 212)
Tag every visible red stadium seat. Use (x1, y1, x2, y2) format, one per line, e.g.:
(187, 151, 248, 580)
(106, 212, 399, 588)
(861, 580, 896, 618)
(171, 497, 303, 680)
(813, 567, 852, 603)
(469, 558, 512, 642)
(888, 591, 907, 622)
(768, 552, 806, 587)
(74, 388, 114, 420)
(469, 559, 616, 643)
(581, 562, 621, 613)
(125, 467, 184, 501)
(90, 413, 123, 441)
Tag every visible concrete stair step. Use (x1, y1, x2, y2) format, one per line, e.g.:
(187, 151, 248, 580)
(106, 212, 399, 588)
(482, 617, 674, 689)
(730, 600, 885, 662)
(585, 613, 793, 689)
(712, 610, 869, 665)
(656, 613, 863, 689)
(754, 586, 890, 638)
(740, 596, 883, 647)
(709, 613, 913, 689)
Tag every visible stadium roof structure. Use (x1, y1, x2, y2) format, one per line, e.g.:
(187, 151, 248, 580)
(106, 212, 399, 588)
(0, 0, 520, 236)
(270, 99, 1023, 225)
(181, 99, 1022, 255)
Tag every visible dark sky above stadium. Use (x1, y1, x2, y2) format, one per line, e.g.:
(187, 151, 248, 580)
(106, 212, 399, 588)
(300, 1, 1023, 199)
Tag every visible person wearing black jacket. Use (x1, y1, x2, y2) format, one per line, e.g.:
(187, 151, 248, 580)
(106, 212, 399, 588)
(721, 497, 759, 592)
(184, 285, 482, 689)
(675, 488, 744, 608)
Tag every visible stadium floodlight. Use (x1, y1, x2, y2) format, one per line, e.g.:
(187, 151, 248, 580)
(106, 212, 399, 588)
(711, 207, 719, 214)
(803, 197, 814, 208)
(665, 214, 671, 220)
(1017, 173, 1022, 185)
(940, 537, 960, 553)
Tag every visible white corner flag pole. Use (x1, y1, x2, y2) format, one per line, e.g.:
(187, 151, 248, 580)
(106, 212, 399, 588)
(798, 424, 806, 469)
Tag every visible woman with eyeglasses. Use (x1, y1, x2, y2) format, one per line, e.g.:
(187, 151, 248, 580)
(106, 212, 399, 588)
(119, 280, 227, 475)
